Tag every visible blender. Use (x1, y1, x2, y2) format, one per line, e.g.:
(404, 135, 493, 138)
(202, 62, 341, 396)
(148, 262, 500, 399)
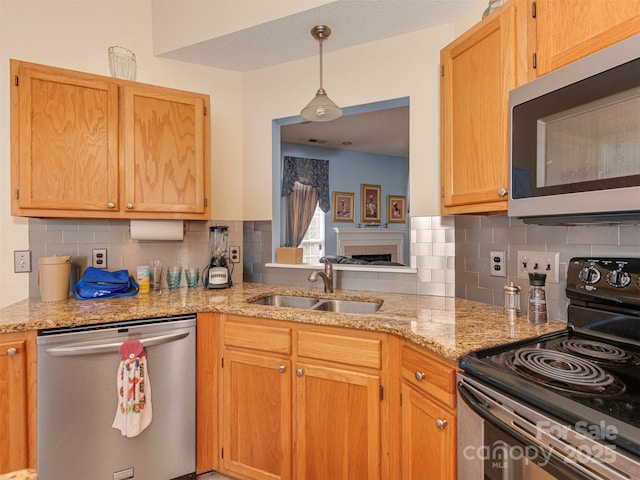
(204, 225, 232, 289)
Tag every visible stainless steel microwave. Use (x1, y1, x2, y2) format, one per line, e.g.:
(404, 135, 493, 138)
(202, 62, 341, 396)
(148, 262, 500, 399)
(508, 34, 640, 224)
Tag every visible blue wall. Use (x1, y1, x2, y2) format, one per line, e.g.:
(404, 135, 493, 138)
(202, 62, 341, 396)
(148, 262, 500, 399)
(281, 142, 410, 264)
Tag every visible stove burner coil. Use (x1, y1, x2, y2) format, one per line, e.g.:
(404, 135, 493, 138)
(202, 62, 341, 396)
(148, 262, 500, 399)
(508, 348, 625, 395)
(560, 339, 638, 365)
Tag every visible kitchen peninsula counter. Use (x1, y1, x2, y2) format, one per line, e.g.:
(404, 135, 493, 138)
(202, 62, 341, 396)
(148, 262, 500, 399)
(0, 283, 565, 360)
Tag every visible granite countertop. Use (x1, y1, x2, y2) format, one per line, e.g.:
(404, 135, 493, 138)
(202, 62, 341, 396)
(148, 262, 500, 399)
(0, 283, 566, 360)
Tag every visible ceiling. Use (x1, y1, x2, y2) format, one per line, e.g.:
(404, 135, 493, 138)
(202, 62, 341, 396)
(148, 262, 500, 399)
(159, 0, 485, 157)
(281, 106, 410, 157)
(161, 0, 485, 73)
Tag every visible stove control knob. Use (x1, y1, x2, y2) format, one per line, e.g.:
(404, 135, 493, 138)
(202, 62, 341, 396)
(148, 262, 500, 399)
(579, 266, 601, 284)
(607, 270, 631, 288)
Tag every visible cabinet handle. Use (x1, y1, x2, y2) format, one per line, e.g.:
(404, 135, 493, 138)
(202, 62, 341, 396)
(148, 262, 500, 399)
(435, 418, 448, 430)
(296, 368, 304, 377)
(126, 203, 134, 209)
(497, 188, 508, 197)
(278, 365, 286, 374)
(415, 371, 425, 381)
(6, 347, 17, 356)
(106, 202, 115, 209)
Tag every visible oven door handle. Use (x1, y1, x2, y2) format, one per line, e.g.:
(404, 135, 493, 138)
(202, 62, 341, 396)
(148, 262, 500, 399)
(458, 380, 632, 480)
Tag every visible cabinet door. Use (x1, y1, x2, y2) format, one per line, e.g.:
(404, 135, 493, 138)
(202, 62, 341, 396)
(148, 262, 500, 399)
(222, 350, 292, 480)
(535, 0, 640, 76)
(401, 383, 456, 480)
(440, 3, 516, 214)
(0, 337, 28, 472)
(295, 361, 381, 480)
(11, 61, 119, 215)
(122, 86, 208, 216)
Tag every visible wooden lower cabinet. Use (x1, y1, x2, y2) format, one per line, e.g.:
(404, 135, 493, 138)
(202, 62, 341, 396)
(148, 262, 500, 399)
(401, 383, 456, 480)
(218, 316, 386, 480)
(222, 350, 292, 480)
(295, 361, 381, 479)
(214, 316, 459, 480)
(0, 331, 36, 473)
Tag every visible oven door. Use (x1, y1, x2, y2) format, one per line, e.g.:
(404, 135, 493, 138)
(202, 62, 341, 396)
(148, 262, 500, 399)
(457, 374, 635, 480)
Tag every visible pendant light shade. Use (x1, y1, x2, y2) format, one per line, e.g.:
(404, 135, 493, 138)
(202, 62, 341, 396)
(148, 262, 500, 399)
(301, 25, 343, 122)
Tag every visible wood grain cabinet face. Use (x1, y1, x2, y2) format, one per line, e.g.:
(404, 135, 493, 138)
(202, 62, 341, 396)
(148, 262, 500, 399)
(11, 62, 120, 214)
(123, 87, 207, 215)
(219, 317, 385, 480)
(535, 0, 640, 76)
(10, 59, 210, 220)
(440, 3, 516, 215)
(221, 319, 292, 480)
(0, 335, 29, 472)
(400, 343, 457, 480)
(401, 383, 456, 480)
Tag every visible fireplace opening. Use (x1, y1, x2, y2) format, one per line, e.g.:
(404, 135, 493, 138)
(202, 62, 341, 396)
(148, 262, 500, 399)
(351, 254, 392, 263)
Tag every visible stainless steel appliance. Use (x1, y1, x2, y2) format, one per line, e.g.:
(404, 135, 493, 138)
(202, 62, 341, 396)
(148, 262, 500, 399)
(204, 225, 232, 289)
(37, 315, 196, 480)
(458, 257, 640, 479)
(508, 34, 640, 224)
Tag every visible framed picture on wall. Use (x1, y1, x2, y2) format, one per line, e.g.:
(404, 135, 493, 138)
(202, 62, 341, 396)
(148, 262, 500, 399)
(332, 191, 355, 222)
(361, 184, 381, 223)
(387, 195, 406, 223)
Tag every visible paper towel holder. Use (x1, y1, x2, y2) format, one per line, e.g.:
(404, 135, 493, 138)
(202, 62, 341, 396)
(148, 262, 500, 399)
(129, 220, 186, 241)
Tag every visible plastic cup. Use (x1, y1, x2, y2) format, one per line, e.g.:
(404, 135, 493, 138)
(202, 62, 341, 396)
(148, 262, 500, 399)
(185, 265, 199, 288)
(149, 259, 163, 290)
(166, 265, 182, 290)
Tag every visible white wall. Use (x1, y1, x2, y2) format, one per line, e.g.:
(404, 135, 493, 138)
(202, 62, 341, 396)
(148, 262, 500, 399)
(0, 0, 244, 307)
(241, 24, 456, 220)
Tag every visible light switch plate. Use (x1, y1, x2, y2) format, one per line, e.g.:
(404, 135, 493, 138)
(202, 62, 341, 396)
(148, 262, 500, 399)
(14, 250, 31, 273)
(517, 250, 560, 283)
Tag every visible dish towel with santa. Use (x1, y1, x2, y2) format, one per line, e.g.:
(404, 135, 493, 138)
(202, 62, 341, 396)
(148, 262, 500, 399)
(112, 339, 152, 437)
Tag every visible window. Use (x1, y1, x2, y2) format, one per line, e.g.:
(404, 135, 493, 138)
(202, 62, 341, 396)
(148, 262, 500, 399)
(300, 203, 325, 264)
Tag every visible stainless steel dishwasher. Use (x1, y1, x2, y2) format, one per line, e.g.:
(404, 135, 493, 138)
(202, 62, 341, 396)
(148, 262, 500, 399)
(37, 314, 197, 480)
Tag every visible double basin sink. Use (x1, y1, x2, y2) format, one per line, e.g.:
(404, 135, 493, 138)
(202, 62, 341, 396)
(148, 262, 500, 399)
(250, 294, 382, 314)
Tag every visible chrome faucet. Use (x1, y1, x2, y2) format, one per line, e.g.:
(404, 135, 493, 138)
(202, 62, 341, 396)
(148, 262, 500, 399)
(308, 260, 334, 293)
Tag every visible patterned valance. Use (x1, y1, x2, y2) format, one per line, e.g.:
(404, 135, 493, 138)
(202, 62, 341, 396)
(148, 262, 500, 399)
(281, 156, 330, 212)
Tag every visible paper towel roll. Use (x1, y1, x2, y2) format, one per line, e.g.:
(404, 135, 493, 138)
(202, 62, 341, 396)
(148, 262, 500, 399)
(130, 220, 184, 241)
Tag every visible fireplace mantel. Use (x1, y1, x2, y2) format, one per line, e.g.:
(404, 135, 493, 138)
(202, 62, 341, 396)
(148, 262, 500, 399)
(333, 227, 409, 263)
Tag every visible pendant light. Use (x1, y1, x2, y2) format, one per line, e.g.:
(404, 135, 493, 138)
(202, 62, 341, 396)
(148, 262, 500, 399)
(300, 25, 343, 122)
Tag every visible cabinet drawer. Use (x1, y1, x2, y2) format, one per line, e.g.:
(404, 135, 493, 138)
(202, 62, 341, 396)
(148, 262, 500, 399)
(224, 318, 291, 355)
(401, 344, 456, 408)
(297, 329, 381, 369)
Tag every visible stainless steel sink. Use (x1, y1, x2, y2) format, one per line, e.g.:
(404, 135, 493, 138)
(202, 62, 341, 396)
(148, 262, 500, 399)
(249, 295, 381, 314)
(249, 295, 320, 309)
(312, 299, 381, 314)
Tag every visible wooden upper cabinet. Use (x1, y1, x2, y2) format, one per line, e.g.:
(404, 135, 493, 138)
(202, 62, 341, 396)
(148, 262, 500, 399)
(123, 86, 207, 215)
(534, 0, 640, 76)
(11, 61, 120, 214)
(440, 2, 521, 214)
(10, 59, 211, 220)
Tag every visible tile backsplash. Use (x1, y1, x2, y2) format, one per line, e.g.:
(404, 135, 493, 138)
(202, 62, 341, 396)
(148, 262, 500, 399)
(28, 218, 243, 296)
(28, 214, 637, 323)
(454, 215, 640, 321)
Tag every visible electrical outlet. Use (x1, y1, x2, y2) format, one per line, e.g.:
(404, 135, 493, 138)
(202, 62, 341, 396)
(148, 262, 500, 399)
(490, 251, 506, 277)
(92, 248, 108, 269)
(229, 246, 241, 264)
(517, 250, 560, 283)
(14, 250, 31, 273)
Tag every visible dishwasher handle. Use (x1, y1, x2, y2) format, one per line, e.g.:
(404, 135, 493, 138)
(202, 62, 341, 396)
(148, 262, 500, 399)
(45, 331, 190, 357)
